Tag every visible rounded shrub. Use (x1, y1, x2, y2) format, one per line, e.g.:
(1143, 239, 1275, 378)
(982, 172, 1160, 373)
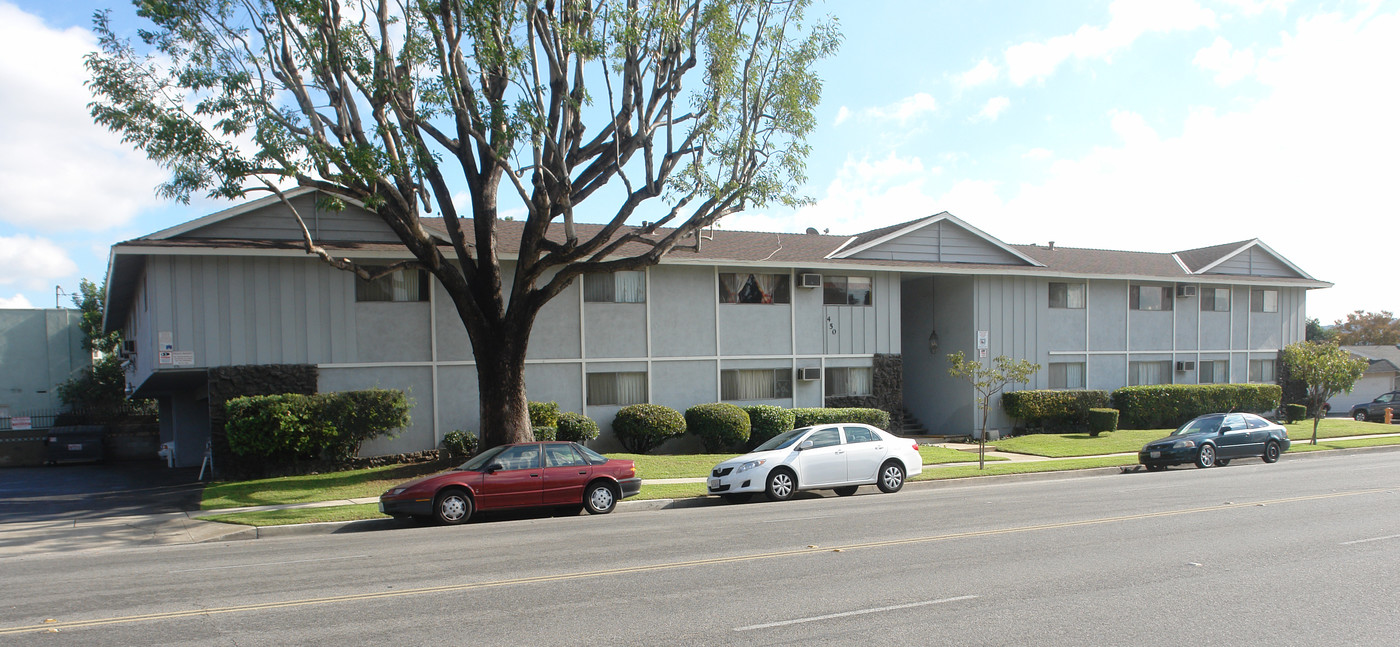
(685, 403, 751, 452)
(612, 404, 686, 454)
(528, 401, 560, 428)
(1284, 403, 1308, 423)
(1086, 408, 1119, 437)
(557, 412, 600, 443)
(743, 405, 795, 449)
(532, 426, 558, 441)
(441, 430, 478, 459)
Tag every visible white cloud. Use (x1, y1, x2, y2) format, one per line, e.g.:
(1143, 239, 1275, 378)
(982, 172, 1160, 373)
(0, 294, 35, 308)
(1213, 0, 1294, 16)
(0, 2, 166, 232)
(0, 235, 78, 290)
(834, 106, 851, 126)
(1023, 148, 1055, 160)
(973, 97, 1012, 122)
(1194, 36, 1257, 84)
(724, 154, 940, 234)
(956, 59, 1000, 90)
(859, 93, 938, 126)
(1006, 0, 1217, 85)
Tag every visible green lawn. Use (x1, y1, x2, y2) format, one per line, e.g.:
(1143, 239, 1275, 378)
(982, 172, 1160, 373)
(913, 455, 1140, 480)
(990, 429, 1164, 457)
(201, 462, 451, 510)
(1282, 418, 1395, 441)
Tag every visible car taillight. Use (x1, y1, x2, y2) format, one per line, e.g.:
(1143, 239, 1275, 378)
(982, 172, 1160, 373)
(911, 442, 920, 452)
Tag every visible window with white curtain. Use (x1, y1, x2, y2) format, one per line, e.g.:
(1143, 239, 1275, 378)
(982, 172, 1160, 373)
(586, 372, 647, 406)
(1049, 283, 1086, 309)
(1249, 359, 1276, 383)
(1129, 360, 1172, 385)
(1204, 288, 1231, 312)
(1129, 285, 1172, 311)
(718, 273, 791, 304)
(356, 267, 429, 302)
(1048, 362, 1086, 389)
(584, 271, 646, 303)
(1199, 360, 1228, 384)
(824, 367, 872, 396)
(721, 369, 793, 400)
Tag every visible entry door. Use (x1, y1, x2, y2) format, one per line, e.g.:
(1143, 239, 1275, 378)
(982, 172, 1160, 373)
(796, 428, 846, 486)
(476, 444, 544, 510)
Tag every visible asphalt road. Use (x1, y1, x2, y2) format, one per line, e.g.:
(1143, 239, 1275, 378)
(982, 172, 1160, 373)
(1, 449, 1397, 646)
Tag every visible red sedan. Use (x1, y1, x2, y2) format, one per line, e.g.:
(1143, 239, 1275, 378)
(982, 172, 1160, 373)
(379, 441, 640, 524)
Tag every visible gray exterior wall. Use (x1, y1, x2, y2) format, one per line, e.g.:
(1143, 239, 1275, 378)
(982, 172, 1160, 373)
(0, 309, 90, 418)
(851, 220, 1024, 264)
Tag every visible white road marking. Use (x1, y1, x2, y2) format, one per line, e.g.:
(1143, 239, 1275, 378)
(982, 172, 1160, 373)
(169, 555, 371, 573)
(732, 595, 979, 631)
(1340, 534, 1400, 546)
(760, 514, 835, 523)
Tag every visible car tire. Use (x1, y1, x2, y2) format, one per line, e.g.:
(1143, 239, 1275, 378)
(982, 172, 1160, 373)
(833, 486, 859, 497)
(876, 461, 906, 493)
(1195, 444, 1217, 469)
(721, 493, 751, 504)
(1144, 464, 1167, 472)
(1354, 411, 1367, 422)
(1216, 458, 1231, 467)
(1262, 441, 1281, 463)
(433, 488, 472, 525)
(583, 482, 618, 515)
(765, 469, 796, 501)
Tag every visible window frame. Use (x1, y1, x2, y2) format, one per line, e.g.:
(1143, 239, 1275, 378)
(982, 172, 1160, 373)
(1248, 359, 1276, 383)
(583, 270, 646, 304)
(720, 368, 794, 401)
(355, 267, 431, 302)
(718, 272, 791, 304)
(1048, 362, 1086, 389)
(1048, 282, 1086, 309)
(1250, 288, 1279, 313)
(1129, 285, 1173, 311)
(585, 371, 648, 406)
(1128, 360, 1173, 386)
(1203, 287, 1231, 312)
(824, 366, 873, 397)
(822, 275, 873, 306)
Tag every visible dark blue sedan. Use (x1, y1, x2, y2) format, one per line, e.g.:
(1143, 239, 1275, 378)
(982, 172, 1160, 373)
(1139, 413, 1290, 471)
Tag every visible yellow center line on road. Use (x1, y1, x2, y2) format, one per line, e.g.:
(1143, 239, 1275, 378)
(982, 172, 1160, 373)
(2, 488, 1387, 636)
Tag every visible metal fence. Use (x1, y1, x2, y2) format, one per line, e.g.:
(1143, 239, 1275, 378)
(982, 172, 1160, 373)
(0, 403, 158, 431)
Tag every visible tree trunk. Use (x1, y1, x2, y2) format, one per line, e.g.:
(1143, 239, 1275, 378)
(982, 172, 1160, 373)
(473, 337, 534, 451)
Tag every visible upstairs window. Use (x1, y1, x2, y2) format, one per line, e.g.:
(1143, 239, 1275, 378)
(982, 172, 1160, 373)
(1250, 289, 1279, 313)
(584, 271, 645, 303)
(824, 367, 872, 397)
(356, 267, 430, 302)
(823, 276, 873, 306)
(1048, 283, 1086, 309)
(1048, 362, 1086, 389)
(1129, 285, 1172, 311)
(721, 368, 793, 401)
(719, 273, 790, 304)
(1203, 287, 1231, 312)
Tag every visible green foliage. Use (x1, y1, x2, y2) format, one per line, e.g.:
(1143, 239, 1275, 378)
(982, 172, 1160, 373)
(790, 407, 891, 430)
(1332, 310, 1400, 346)
(612, 404, 687, 454)
(528, 401, 560, 428)
(532, 426, 558, 441)
(1110, 384, 1282, 430)
(1086, 408, 1119, 437)
(685, 403, 751, 452)
(1001, 390, 1112, 432)
(743, 405, 795, 449)
(556, 412, 600, 444)
(1281, 340, 1369, 444)
(947, 352, 1041, 468)
(224, 389, 411, 464)
(1284, 403, 1308, 424)
(440, 430, 478, 459)
(59, 277, 150, 412)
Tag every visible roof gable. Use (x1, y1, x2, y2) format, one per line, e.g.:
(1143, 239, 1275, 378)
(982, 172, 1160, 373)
(1179, 239, 1312, 280)
(831, 212, 1043, 266)
(145, 187, 414, 244)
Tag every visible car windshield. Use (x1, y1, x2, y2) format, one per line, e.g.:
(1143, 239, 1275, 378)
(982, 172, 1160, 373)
(1171, 416, 1222, 436)
(457, 445, 508, 471)
(752, 428, 808, 452)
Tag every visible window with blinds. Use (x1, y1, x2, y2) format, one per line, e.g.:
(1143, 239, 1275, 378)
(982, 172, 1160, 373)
(584, 271, 646, 303)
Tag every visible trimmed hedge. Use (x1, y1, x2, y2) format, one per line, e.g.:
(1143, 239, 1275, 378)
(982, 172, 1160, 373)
(532, 426, 558, 441)
(1111, 384, 1282, 429)
(612, 404, 687, 454)
(225, 389, 411, 463)
(1284, 403, 1308, 424)
(1087, 408, 1119, 437)
(686, 403, 751, 452)
(743, 405, 796, 449)
(528, 401, 560, 428)
(557, 412, 600, 443)
(790, 407, 891, 431)
(441, 430, 478, 459)
(1001, 390, 1112, 432)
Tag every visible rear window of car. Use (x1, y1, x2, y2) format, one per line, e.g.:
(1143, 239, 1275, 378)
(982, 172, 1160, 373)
(576, 444, 610, 466)
(844, 426, 877, 443)
(1244, 414, 1271, 429)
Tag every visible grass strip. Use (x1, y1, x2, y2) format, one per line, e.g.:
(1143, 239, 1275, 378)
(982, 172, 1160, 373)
(913, 456, 1140, 480)
(201, 462, 449, 510)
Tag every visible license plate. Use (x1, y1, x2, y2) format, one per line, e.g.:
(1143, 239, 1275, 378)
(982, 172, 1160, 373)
(708, 478, 720, 488)
(1149, 451, 1161, 458)
(68, 444, 83, 451)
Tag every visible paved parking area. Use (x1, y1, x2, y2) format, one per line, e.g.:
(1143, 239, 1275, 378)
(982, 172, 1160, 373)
(0, 462, 203, 523)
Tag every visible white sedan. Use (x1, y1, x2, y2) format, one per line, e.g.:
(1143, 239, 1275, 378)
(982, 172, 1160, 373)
(708, 424, 923, 502)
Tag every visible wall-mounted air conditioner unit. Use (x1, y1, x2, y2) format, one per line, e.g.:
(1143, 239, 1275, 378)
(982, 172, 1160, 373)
(1175, 361, 1196, 371)
(799, 273, 822, 288)
(1175, 284, 1197, 298)
(798, 367, 821, 381)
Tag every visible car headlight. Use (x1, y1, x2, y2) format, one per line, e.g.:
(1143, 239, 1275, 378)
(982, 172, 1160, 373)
(1172, 440, 1195, 449)
(386, 488, 406, 497)
(736, 459, 767, 474)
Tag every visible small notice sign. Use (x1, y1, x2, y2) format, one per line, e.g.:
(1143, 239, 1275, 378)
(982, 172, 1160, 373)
(172, 351, 195, 366)
(159, 351, 174, 365)
(11, 416, 32, 430)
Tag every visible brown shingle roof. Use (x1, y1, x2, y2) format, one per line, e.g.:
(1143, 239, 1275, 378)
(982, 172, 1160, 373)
(1174, 240, 1250, 272)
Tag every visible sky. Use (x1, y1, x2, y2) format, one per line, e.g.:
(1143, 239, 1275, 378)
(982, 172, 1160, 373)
(0, 0, 1394, 324)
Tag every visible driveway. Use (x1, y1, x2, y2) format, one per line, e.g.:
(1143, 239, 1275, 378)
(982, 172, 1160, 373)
(0, 462, 204, 522)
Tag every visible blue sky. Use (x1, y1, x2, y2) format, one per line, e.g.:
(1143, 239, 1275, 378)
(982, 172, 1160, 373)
(0, 0, 1394, 323)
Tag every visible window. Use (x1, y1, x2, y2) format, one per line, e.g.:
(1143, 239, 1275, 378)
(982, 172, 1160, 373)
(719, 273, 790, 304)
(1049, 283, 1086, 309)
(586, 372, 648, 406)
(1244, 414, 1271, 429)
(1249, 359, 1276, 383)
(843, 426, 878, 443)
(823, 276, 872, 306)
(356, 267, 430, 302)
(584, 271, 645, 303)
(1250, 288, 1279, 313)
(1198, 360, 1228, 384)
(824, 367, 872, 397)
(544, 444, 587, 467)
(492, 444, 541, 471)
(1203, 288, 1231, 312)
(721, 369, 793, 401)
(1129, 360, 1172, 386)
(805, 428, 842, 449)
(1048, 362, 1086, 389)
(1129, 285, 1172, 311)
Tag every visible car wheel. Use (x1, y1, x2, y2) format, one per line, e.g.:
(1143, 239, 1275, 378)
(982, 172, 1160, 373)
(833, 486, 859, 497)
(433, 488, 472, 525)
(721, 493, 751, 504)
(765, 469, 796, 501)
(876, 461, 906, 493)
(1144, 464, 1167, 472)
(1354, 411, 1367, 422)
(1195, 444, 1216, 469)
(583, 482, 618, 515)
(1263, 441, 1281, 463)
(1216, 458, 1231, 467)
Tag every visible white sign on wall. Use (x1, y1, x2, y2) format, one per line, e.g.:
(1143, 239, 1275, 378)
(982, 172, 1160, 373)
(172, 351, 195, 366)
(976, 330, 989, 350)
(158, 331, 174, 351)
(159, 351, 174, 365)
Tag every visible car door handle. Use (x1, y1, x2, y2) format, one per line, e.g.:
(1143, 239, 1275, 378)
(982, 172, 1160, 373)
(530, 473, 540, 478)
(835, 450, 845, 454)
(577, 471, 587, 475)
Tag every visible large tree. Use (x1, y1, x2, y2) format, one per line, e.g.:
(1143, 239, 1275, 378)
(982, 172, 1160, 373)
(87, 0, 839, 449)
(1332, 310, 1400, 346)
(1280, 341, 1367, 446)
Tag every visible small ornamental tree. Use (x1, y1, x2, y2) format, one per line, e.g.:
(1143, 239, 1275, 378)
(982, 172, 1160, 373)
(947, 352, 1040, 469)
(1280, 341, 1368, 445)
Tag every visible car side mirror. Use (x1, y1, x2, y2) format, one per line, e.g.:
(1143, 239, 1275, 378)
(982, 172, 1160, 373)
(798, 440, 814, 451)
(1218, 426, 1231, 433)
(486, 463, 504, 473)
